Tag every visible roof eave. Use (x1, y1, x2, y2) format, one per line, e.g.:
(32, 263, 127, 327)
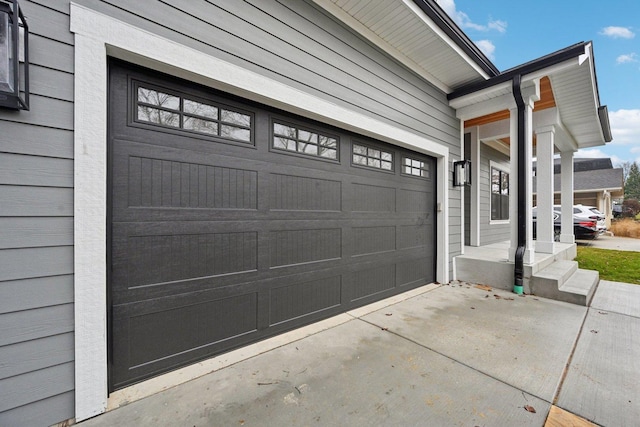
(411, 0, 499, 77)
(448, 42, 589, 101)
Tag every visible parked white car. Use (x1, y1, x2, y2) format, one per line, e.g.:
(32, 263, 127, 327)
(553, 204, 606, 233)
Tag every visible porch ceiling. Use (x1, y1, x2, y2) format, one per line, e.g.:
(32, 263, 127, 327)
(312, 0, 496, 93)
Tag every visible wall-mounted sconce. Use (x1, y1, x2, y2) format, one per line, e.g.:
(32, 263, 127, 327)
(0, 0, 28, 110)
(453, 159, 471, 187)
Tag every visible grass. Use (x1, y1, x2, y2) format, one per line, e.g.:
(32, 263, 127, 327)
(576, 246, 640, 284)
(610, 218, 640, 238)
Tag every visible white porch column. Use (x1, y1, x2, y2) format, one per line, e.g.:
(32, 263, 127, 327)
(560, 150, 575, 243)
(535, 126, 556, 253)
(469, 126, 480, 246)
(508, 93, 536, 264)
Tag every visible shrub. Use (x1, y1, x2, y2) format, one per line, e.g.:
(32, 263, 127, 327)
(610, 218, 640, 238)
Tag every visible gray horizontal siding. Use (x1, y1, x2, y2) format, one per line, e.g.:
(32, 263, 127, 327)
(29, 64, 74, 102)
(0, 333, 74, 379)
(0, 186, 73, 216)
(0, 362, 74, 413)
(25, 1, 74, 45)
(0, 153, 73, 187)
(0, 121, 73, 158)
(0, 303, 74, 347)
(0, 275, 74, 314)
(0, 391, 74, 427)
(0, 218, 73, 249)
(0, 246, 74, 282)
(0, 0, 77, 424)
(0, 94, 73, 130)
(479, 144, 510, 245)
(30, 0, 69, 14)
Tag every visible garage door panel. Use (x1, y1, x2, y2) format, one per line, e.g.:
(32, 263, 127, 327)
(397, 224, 432, 250)
(398, 188, 433, 213)
(397, 257, 433, 287)
(109, 61, 436, 390)
(269, 228, 342, 268)
(112, 142, 261, 213)
(269, 173, 342, 212)
(349, 263, 397, 303)
(125, 231, 258, 287)
(268, 275, 342, 326)
(350, 183, 396, 213)
(111, 290, 259, 390)
(351, 226, 396, 256)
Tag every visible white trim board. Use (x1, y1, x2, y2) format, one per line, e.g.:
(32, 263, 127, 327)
(70, 3, 450, 420)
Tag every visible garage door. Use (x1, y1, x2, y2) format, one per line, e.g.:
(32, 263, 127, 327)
(108, 61, 436, 390)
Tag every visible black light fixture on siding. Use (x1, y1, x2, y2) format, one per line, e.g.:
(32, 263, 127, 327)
(0, 0, 28, 110)
(453, 159, 471, 187)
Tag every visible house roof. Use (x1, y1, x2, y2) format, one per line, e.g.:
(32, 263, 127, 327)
(532, 157, 614, 174)
(533, 167, 624, 194)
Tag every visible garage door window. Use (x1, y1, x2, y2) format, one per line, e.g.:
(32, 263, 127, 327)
(352, 143, 393, 171)
(136, 83, 252, 143)
(272, 121, 338, 160)
(402, 157, 430, 179)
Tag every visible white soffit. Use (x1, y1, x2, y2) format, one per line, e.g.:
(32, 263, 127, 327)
(547, 46, 606, 149)
(313, 0, 489, 93)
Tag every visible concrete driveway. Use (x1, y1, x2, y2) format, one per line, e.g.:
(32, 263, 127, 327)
(79, 280, 640, 426)
(578, 234, 640, 252)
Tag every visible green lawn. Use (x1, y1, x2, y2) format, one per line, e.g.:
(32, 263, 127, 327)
(576, 246, 640, 284)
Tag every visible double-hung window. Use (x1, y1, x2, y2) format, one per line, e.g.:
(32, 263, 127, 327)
(491, 166, 509, 221)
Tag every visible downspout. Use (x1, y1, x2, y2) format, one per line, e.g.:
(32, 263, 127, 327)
(512, 75, 526, 295)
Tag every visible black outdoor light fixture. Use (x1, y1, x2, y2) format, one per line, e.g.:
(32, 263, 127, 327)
(453, 159, 471, 187)
(0, 0, 28, 110)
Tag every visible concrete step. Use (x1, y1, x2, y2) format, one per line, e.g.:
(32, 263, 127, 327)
(530, 260, 599, 306)
(558, 269, 600, 306)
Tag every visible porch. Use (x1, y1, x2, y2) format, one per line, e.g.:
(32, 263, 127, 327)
(454, 241, 600, 306)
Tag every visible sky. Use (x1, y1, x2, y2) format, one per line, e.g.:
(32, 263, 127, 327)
(436, 0, 640, 167)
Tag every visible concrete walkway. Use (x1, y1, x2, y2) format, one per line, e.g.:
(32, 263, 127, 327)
(79, 280, 640, 426)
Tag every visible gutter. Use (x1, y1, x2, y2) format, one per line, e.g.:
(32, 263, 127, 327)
(448, 42, 588, 101)
(598, 106, 613, 142)
(512, 75, 526, 295)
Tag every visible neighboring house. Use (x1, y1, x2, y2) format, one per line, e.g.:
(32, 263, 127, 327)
(532, 158, 624, 227)
(0, 0, 611, 425)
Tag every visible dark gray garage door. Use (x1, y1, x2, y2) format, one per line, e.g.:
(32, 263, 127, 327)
(108, 61, 436, 390)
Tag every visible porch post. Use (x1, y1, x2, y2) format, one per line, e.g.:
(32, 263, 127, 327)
(535, 126, 555, 253)
(469, 126, 480, 246)
(560, 150, 575, 243)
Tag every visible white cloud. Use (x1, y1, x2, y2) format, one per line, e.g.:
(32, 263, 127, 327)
(488, 20, 508, 33)
(600, 26, 635, 39)
(616, 53, 638, 64)
(436, 0, 506, 33)
(609, 109, 640, 145)
(475, 40, 496, 60)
